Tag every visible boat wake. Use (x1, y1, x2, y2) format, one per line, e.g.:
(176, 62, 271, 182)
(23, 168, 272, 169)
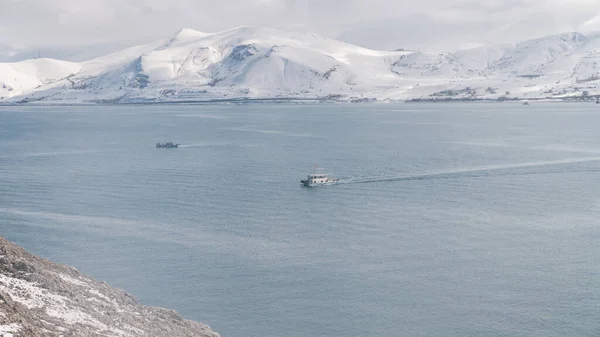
(337, 157, 600, 186)
(177, 142, 232, 148)
(0, 149, 116, 159)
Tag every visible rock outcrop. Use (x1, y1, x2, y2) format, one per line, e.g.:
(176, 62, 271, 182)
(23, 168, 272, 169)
(0, 236, 219, 337)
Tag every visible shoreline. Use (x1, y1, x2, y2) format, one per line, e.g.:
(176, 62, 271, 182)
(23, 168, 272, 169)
(0, 96, 599, 106)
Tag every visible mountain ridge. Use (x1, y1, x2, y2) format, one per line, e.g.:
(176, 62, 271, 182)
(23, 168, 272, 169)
(2, 27, 600, 104)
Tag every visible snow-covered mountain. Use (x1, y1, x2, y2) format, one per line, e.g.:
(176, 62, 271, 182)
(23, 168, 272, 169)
(3, 27, 600, 104)
(0, 58, 81, 98)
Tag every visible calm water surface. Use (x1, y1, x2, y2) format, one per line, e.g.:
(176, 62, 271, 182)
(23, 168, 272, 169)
(0, 103, 599, 337)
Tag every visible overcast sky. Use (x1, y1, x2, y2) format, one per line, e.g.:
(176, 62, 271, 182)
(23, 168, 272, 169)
(2, 0, 600, 56)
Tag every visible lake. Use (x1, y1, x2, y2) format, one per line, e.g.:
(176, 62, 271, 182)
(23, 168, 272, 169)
(0, 103, 598, 337)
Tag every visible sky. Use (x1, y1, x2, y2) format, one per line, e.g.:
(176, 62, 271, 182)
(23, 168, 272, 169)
(1, 0, 600, 60)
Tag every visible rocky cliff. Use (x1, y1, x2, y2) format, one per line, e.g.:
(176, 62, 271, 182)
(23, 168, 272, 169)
(0, 236, 219, 337)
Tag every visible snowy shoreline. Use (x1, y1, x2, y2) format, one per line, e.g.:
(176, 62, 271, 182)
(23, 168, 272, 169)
(0, 97, 598, 106)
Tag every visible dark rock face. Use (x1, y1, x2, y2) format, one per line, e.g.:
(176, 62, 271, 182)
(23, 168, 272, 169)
(0, 236, 220, 337)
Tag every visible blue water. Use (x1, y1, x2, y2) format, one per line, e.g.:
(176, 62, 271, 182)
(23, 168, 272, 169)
(1, 103, 599, 337)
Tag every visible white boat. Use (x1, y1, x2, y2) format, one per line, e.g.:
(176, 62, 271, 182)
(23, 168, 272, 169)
(301, 172, 340, 187)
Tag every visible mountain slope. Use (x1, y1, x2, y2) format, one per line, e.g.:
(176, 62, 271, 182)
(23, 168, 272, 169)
(0, 58, 81, 99)
(3, 27, 600, 103)
(0, 235, 219, 337)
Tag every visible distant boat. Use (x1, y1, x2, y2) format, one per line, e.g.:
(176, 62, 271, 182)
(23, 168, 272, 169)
(522, 101, 530, 105)
(156, 142, 179, 148)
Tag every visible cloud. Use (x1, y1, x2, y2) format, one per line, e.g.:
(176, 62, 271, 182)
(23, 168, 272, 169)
(336, 0, 600, 50)
(1, 0, 599, 54)
(0, 0, 315, 46)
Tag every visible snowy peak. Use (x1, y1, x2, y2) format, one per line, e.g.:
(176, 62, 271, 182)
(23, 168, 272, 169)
(171, 28, 209, 40)
(482, 32, 596, 79)
(30, 26, 401, 102)
(163, 28, 210, 48)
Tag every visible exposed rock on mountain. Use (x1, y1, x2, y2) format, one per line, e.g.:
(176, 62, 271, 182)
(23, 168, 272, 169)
(0, 236, 219, 337)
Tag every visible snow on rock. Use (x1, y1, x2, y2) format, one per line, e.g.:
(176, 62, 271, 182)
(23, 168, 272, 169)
(3, 27, 600, 103)
(0, 236, 219, 337)
(0, 323, 20, 336)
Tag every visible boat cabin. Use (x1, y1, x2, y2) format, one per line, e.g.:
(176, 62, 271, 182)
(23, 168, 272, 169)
(306, 174, 329, 183)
